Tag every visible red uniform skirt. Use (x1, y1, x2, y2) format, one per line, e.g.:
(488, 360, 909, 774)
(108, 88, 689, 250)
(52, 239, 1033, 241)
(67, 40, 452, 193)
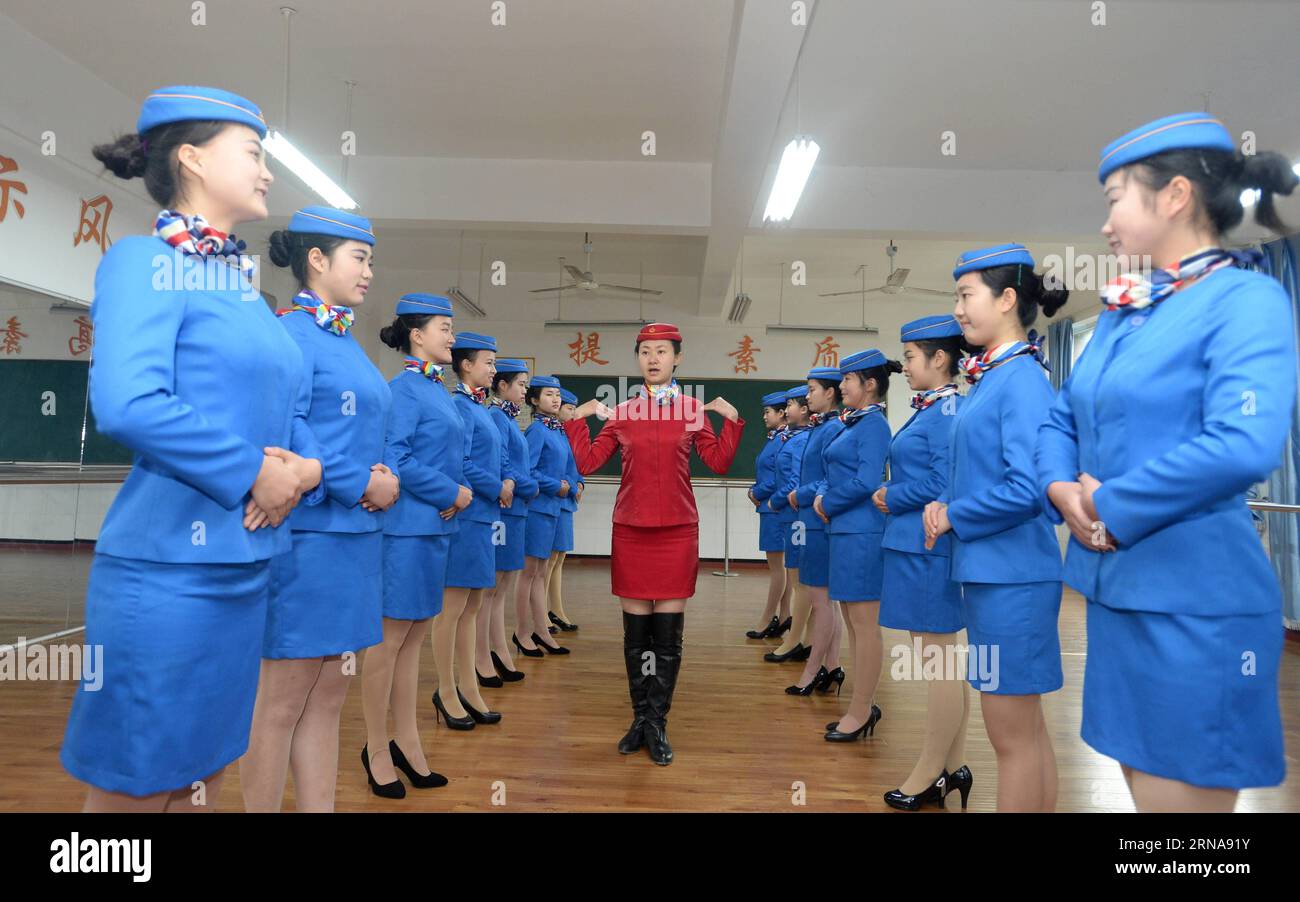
(610, 522, 699, 601)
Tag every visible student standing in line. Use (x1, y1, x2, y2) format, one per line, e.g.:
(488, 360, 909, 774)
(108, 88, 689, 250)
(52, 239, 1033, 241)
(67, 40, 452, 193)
(545, 387, 584, 633)
(746, 391, 793, 641)
(763, 386, 813, 663)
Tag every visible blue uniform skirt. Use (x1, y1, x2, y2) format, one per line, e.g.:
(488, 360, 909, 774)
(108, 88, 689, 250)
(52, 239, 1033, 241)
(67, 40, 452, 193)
(495, 514, 527, 572)
(525, 509, 558, 560)
(797, 526, 830, 588)
(553, 508, 575, 553)
(829, 532, 884, 602)
(758, 513, 785, 553)
(960, 581, 1062, 695)
(382, 534, 450, 620)
(265, 530, 383, 659)
(60, 552, 269, 796)
(880, 549, 964, 633)
(446, 519, 495, 589)
(782, 518, 802, 568)
(1081, 599, 1285, 789)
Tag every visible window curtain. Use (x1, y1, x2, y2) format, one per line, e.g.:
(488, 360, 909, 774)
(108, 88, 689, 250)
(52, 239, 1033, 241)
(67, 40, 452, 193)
(1253, 235, 1300, 629)
(1046, 316, 1074, 390)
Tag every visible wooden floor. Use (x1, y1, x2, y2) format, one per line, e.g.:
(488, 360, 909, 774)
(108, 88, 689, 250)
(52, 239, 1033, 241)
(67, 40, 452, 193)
(1, 550, 1298, 812)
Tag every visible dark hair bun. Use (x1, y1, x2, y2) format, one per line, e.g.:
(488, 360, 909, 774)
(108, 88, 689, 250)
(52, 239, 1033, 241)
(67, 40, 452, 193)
(92, 133, 147, 180)
(267, 230, 295, 268)
(1038, 286, 1069, 318)
(886, 359, 903, 375)
(379, 322, 405, 351)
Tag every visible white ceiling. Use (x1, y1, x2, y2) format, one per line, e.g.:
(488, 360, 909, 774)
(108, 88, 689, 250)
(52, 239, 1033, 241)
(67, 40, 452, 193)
(5, 0, 1299, 315)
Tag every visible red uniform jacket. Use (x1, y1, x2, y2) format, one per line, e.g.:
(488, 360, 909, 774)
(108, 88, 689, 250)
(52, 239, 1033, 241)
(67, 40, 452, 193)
(564, 393, 746, 528)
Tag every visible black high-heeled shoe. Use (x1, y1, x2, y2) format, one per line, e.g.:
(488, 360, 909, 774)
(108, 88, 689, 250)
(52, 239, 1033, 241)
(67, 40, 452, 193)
(532, 632, 570, 655)
(763, 642, 805, 663)
(747, 616, 779, 640)
(771, 616, 793, 638)
(511, 633, 544, 658)
(786, 665, 828, 696)
(884, 770, 949, 811)
(817, 666, 846, 696)
(944, 764, 973, 810)
(457, 689, 502, 725)
(491, 650, 525, 682)
(476, 667, 504, 688)
(549, 611, 578, 632)
(792, 644, 813, 662)
(824, 704, 882, 741)
(431, 690, 475, 730)
(388, 740, 448, 789)
(361, 744, 405, 799)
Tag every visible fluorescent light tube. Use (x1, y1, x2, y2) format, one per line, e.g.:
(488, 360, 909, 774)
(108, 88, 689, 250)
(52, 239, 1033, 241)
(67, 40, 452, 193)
(263, 130, 358, 209)
(763, 137, 820, 223)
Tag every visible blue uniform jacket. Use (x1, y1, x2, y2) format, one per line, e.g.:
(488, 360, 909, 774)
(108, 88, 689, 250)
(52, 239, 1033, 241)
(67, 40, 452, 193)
(278, 310, 392, 534)
(1037, 267, 1296, 614)
(751, 432, 783, 516)
(453, 391, 505, 524)
(945, 354, 1061, 584)
(525, 420, 570, 517)
(795, 417, 845, 532)
(559, 429, 584, 513)
(768, 428, 810, 523)
(883, 398, 960, 556)
(489, 405, 538, 519)
(382, 372, 464, 537)
(89, 236, 322, 563)
(819, 409, 889, 536)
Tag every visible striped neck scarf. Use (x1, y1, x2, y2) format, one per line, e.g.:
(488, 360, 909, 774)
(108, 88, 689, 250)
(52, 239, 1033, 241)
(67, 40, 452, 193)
(911, 383, 960, 411)
(455, 382, 489, 404)
(808, 410, 840, 428)
(403, 356, 443, 383)
(276, 288, 354, 336)
(960, 332, 1048, 384)
(641, 379, 680, 407)
(781, 424, 808, 441)
(766, 428, 779, 440)
(1101, 246, 1263, 313)
(840, 403, 885, 426)
(491, 397, 521, 419)
(538, 414, 564, 431)
(154, 209, 255, 280)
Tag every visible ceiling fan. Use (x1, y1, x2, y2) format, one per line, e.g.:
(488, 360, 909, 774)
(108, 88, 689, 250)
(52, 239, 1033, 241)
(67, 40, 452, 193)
(819, 240, 950, 299)
(529, 232, 663, 297)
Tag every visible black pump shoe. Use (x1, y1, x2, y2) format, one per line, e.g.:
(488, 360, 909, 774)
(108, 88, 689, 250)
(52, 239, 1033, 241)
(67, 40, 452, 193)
(763, 642, 805, 663)
(824, 704, 882, 741)
(532, 632, 571, 655)
(361, 745, 405, 799)
(431, 690, 475, 730)
(388, 740, 448, 789)
(457, 689, 502, 725)
(511, 633, 544, 658)
(771, 616, 793, 638)
(476, 667, 504, 688)
(747, 616, 779, 640)
(491, 650, 525, 682)
(549, 611, 579, 632)
(817, 666, 846, 696)
(786, 665, 828, 696)
(944, 765, 974, 810)
(884, 770, 949, 811)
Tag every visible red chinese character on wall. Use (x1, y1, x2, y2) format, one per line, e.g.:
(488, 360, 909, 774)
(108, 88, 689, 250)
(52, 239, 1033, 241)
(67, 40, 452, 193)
(728, 334, 761, 374)
(74, 194, 114, 254)
(568, 331, 609, 367)
(0, 154, 28, 223)
(2, 316, 28, 355)
(811, 335, 840, 368)
(68, 315, 93, 356)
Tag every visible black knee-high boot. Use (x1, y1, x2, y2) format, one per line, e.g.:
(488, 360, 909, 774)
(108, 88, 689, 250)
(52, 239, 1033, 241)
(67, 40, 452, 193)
(618, 612, 653, 754)
(642, 611, 684, 766)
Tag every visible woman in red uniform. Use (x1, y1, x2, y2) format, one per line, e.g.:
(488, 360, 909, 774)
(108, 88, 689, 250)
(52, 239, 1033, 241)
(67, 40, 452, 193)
(567, 323, 745, 765)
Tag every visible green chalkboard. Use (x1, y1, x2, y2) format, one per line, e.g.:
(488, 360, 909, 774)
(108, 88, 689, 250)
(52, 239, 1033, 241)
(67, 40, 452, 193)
(550, 374, 792, 481)
(0, 360, 131, 464)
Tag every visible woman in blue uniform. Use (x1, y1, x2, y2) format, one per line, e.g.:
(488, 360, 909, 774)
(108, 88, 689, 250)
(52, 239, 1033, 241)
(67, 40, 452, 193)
(545, 387, 584, 633)
(435, 333, 508, 728)
(873, 316, 972, 810)
(62, 86, 323, 811)
(815, 351, 894, 741)
(786, 368, 846, 695)
(474, 358, 536, 686)
(515, 376, 573, 655)
(922, 243, 1068, 811)
(1039, 113, 1297, 811)
(746, 391, 793, 640)
(360, 294, 468, 798)
(241, 207, 396, 812)
(764, 386, 813, 663)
